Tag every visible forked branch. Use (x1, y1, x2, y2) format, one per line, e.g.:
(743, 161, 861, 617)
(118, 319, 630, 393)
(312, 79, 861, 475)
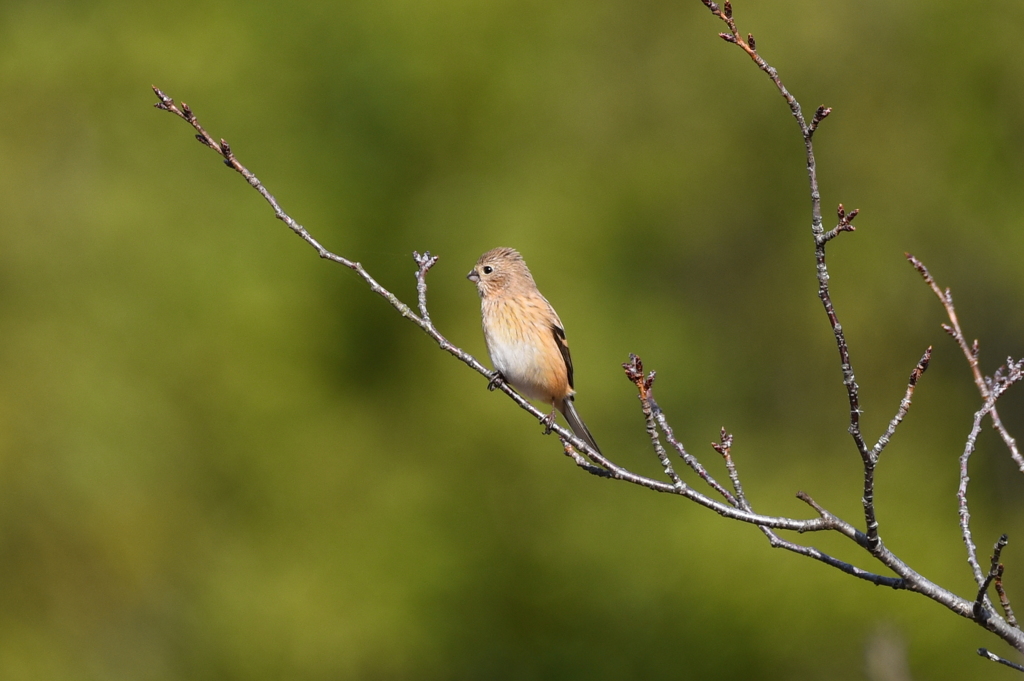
(153, 0, 1024, 668)
(153, 88, 835, 536)
(907, 254, 1024, 472)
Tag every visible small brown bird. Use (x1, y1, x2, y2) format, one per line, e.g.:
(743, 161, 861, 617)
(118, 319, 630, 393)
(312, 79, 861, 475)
(467, 247, 601, 453)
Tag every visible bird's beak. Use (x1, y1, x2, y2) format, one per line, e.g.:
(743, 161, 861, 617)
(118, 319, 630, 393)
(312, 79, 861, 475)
(466, 268, 480, 283)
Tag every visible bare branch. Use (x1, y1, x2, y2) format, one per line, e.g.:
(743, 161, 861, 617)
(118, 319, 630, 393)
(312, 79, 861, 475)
(822, 203, 858, 243)
(151, 87, 615, 468)
(857, 347, 931, 550)
(628, 363, 894, 591)
(978, 648, 1024, 672)
(699, 11, 885, 552)
(628, 328, 993, 622)
(624, 356, 743, 506)
(759, 528, 905, 589)
(958, 361, 1024, 591)
(700, 0, 813, 139)
(711, 429, 746, 508)
(561, 440, 615, 479)
(960, 405, 992, 589)
(651, 400, 738, 507)
(907, 253, 1024, 471)
(870, 347, 931, 461)
(997, 567, 1019, 629)
(808, 105, 832, 135)
(696, 14, 1023, 660)
(704, 5, 880, 551)
(155, 87, 856, 537)
(624, 355, 685, 489)
(153, 0, 1024, 664)
(976, 535, 1010, 622)
(413, 251, 440, 322)
(152, 87, 428, 326)
(705, 429, 904, 588)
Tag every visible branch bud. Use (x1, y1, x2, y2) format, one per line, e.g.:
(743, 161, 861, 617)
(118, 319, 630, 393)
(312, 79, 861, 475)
(747, 33, 756, 50)
(151, 85, 173, 110)
(413, 250, 440, 272)
(723, 0, 732, 18)
(623, 354, 644, 383)
(719, 32, 736, 43)
(711, 428, 734, 455)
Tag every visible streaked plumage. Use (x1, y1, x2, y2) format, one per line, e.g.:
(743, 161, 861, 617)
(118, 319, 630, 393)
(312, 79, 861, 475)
(467, 247, 600, 453)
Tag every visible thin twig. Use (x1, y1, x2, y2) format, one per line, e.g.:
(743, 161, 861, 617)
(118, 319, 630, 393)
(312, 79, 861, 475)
(704, 428, 902, 587)
(701, 0, 819, 139)
(997, 570, 1019, 629)
(154, 0, 1024, 659)
(976, 535, 1011, 621)
(870, 348, 931, 461)
(413, 251, 440, 322)
(958, 362, 1024, 591)
(561, 440, 615, 479)
(711, 429, 747, 508)
(623, 355, 686, 489)
(153, 86, 853, 537)
(996, 563, 1020, 628)
(651, 399, 738, 506)
(822, 203, 858, 243)
(759, 528, 905, 589)
(860, 347, 931, 550)
(961, 400, 1000, 589)
(978, 648, 1024, 672)
(624, 354, 738, 504)
(907, 254, 1024, 472)
(700, 4, 884, 550)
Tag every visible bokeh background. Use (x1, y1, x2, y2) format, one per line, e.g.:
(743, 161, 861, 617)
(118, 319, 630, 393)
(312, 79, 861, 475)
(1, 0, 1023, 678)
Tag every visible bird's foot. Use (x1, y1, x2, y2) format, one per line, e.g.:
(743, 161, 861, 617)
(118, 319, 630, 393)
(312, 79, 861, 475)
(487, 371, 506, 391)
(541, 409, 557, 435)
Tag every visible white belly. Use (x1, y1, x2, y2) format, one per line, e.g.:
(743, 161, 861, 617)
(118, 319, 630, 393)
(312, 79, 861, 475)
(485, 323, 552, 403)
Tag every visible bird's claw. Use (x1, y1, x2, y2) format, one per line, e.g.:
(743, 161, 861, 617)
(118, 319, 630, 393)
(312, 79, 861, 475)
(541, 410, 557, 435)
(487, 371, 506, 391)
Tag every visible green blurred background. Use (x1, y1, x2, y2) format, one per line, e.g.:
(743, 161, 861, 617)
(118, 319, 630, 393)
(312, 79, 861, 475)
(1, 0, 1023, 678)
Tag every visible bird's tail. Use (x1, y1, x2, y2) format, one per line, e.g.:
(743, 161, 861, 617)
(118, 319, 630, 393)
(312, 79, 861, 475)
(561, 398, 601, 455)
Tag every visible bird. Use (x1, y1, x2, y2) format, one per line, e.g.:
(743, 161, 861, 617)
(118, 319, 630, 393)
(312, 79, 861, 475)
(467, 247, 601, 454)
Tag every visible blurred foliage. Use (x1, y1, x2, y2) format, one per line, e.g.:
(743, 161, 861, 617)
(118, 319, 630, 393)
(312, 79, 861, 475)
(1, 0, 1023, 678)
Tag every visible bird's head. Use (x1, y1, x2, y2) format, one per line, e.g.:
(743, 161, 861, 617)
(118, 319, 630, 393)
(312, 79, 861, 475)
(467, 247, 533, 299)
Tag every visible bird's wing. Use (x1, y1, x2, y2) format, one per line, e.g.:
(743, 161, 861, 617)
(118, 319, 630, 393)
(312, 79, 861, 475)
(551, 324, 574, 391)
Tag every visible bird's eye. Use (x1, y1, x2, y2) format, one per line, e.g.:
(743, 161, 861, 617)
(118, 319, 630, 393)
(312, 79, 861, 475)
(482, 266, 493, 274)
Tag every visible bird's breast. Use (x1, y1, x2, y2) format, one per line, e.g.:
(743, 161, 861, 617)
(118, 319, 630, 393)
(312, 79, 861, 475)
(482, 296, 568, 404)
